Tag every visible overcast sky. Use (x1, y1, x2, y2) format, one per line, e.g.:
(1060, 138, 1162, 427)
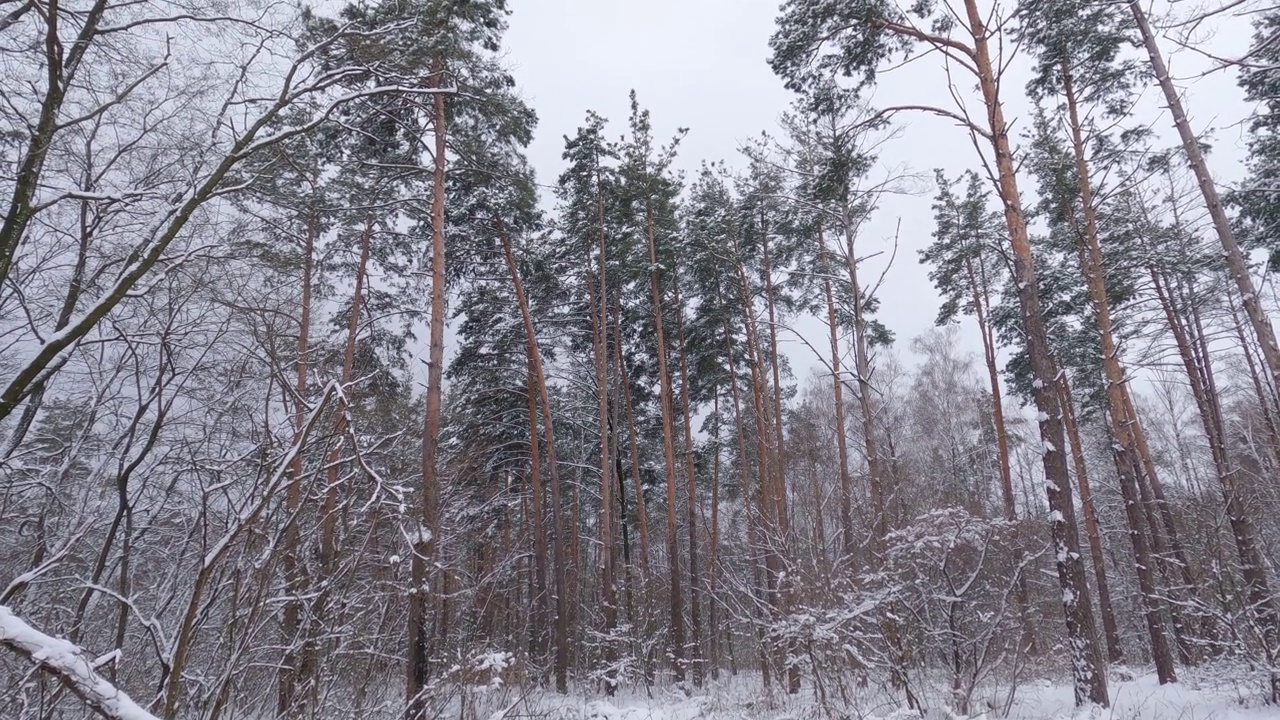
(501, 0, 1257, 388)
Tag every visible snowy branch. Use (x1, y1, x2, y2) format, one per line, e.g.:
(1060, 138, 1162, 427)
(0, 605, 161, 720)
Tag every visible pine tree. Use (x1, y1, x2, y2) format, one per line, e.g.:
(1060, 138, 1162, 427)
(1125, 0, 1280, 436)
(1233, 10, 1280, 269)
(923, 169, 1049, 655)
(771, 0, 1110, 704)
(923, 171, 1013, 518)
(1019, 1, 1183, 677)
(618, 93, 690, 681)
(314, 0, 546, 711)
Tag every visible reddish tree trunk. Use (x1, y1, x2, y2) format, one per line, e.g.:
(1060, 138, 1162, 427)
(961, 0, 1108, 700)
(645, 203, 686, 680)
(408, 60, 449, 719)
(278, 208, 317, 716)
(672, 269, 703, 685)
(1058, 376, 1125, 665)
(587, 273, 618, 693)
(1061, 67, 1175, 683)
(818, 225, 855, 557)
(498, 218, 570, 693)
(718, 278, 772, 691)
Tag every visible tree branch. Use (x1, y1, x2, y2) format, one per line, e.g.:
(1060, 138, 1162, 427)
(0, 605, 161, 720)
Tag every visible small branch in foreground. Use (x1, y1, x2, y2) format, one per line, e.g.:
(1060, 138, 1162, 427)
(0, 605, 161, 720)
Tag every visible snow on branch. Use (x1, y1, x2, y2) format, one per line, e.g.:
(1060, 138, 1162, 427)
(0, 605, 160, 720)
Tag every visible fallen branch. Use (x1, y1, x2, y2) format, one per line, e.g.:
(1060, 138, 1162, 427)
(0, 604, 160, 720)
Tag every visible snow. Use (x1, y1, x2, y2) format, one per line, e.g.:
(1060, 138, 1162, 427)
(452, 665, 1279, 720)
(1005, 668, 1277, 720)
(404, 524, 433, 546)
(6, 614, 1273, 720)
(0, 605, 159, 720)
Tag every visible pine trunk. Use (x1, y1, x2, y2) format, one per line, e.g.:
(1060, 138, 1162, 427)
(733, 264, 780, 688)
(760, 229, 799, 694)
(719, 279, 773, 690)
(1061, 67, 1176, 683)
(673, 270, 703, 686)
(525, 368, 550, 669)
(278, 209, 317, 717)
(612, 298, 652, 578)
(408, 60, 448, 719)
(321, 215, 372, 576)
(818, 225, 855, 558)
(1152, 268, 1280, 697)
(709, 391, 722, 680)
(838, 206, 886, 543)
(588, 271, 618, 694)
(645, 202, 686, 680)
(1059, 377, 1125, 664)
(1129, 0, 1280, 404)
(1225, 289, 1280, 464)
(963, 0, 1108, 702)
(498, 218, 570, 693)
(965, 257, 1038, 651)
(965, 258, 1014, 520)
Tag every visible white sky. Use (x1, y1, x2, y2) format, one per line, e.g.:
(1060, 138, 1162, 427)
(502, 0, 1258, 388)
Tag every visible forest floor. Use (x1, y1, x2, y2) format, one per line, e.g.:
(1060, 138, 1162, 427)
(471, 663, 1279, 719)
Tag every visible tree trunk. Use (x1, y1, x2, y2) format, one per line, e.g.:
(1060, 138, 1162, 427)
(1059, 375, 1125, 665)
(709, 390, 722, 680)
(962, 0, 1108, 702)
(613, 298, 651, 578)
(735, 259, 782, 686)
(498, 218, 570, 693)
(321, 215, 372, 576)
(1110, 445, 1178, 684)
(278, 208, 317, 717)
(587, 272, 618, 694)
(719, 278, 773, 691)
(1151, 267, 1280, 698)
(966, 254, 1038, 655)
(525, 368, 550, 670)
(645, 202, 686, 681)
(838, 205, 886, 544)
(1225, 288, 1280, 465)
(1129, 0, 1280, 406)
(966, 258, 1014, 520)
(1061, 66, 1176, 683)
(408, 59, 448, 719)
(759, 228, 799, 694)
(818, 224, 855, 558)
(837, 196, 912, 703)
(672, 268, 703, 686)
(613, 297, 653, 682)
(308, 214, 374, 705)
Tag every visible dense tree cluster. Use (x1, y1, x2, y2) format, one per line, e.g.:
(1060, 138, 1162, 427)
(2, 0, 1280, 718)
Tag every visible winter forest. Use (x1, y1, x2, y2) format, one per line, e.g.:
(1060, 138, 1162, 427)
(5, 0, 1280, 718)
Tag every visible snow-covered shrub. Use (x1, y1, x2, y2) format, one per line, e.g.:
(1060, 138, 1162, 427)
(879, 508, 1034, 716)
(773, 508, 1035, 718)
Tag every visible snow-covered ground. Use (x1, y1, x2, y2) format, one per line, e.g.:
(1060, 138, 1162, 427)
(1004, 669, 1275, 720)
(468, 665, 1279, 720)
